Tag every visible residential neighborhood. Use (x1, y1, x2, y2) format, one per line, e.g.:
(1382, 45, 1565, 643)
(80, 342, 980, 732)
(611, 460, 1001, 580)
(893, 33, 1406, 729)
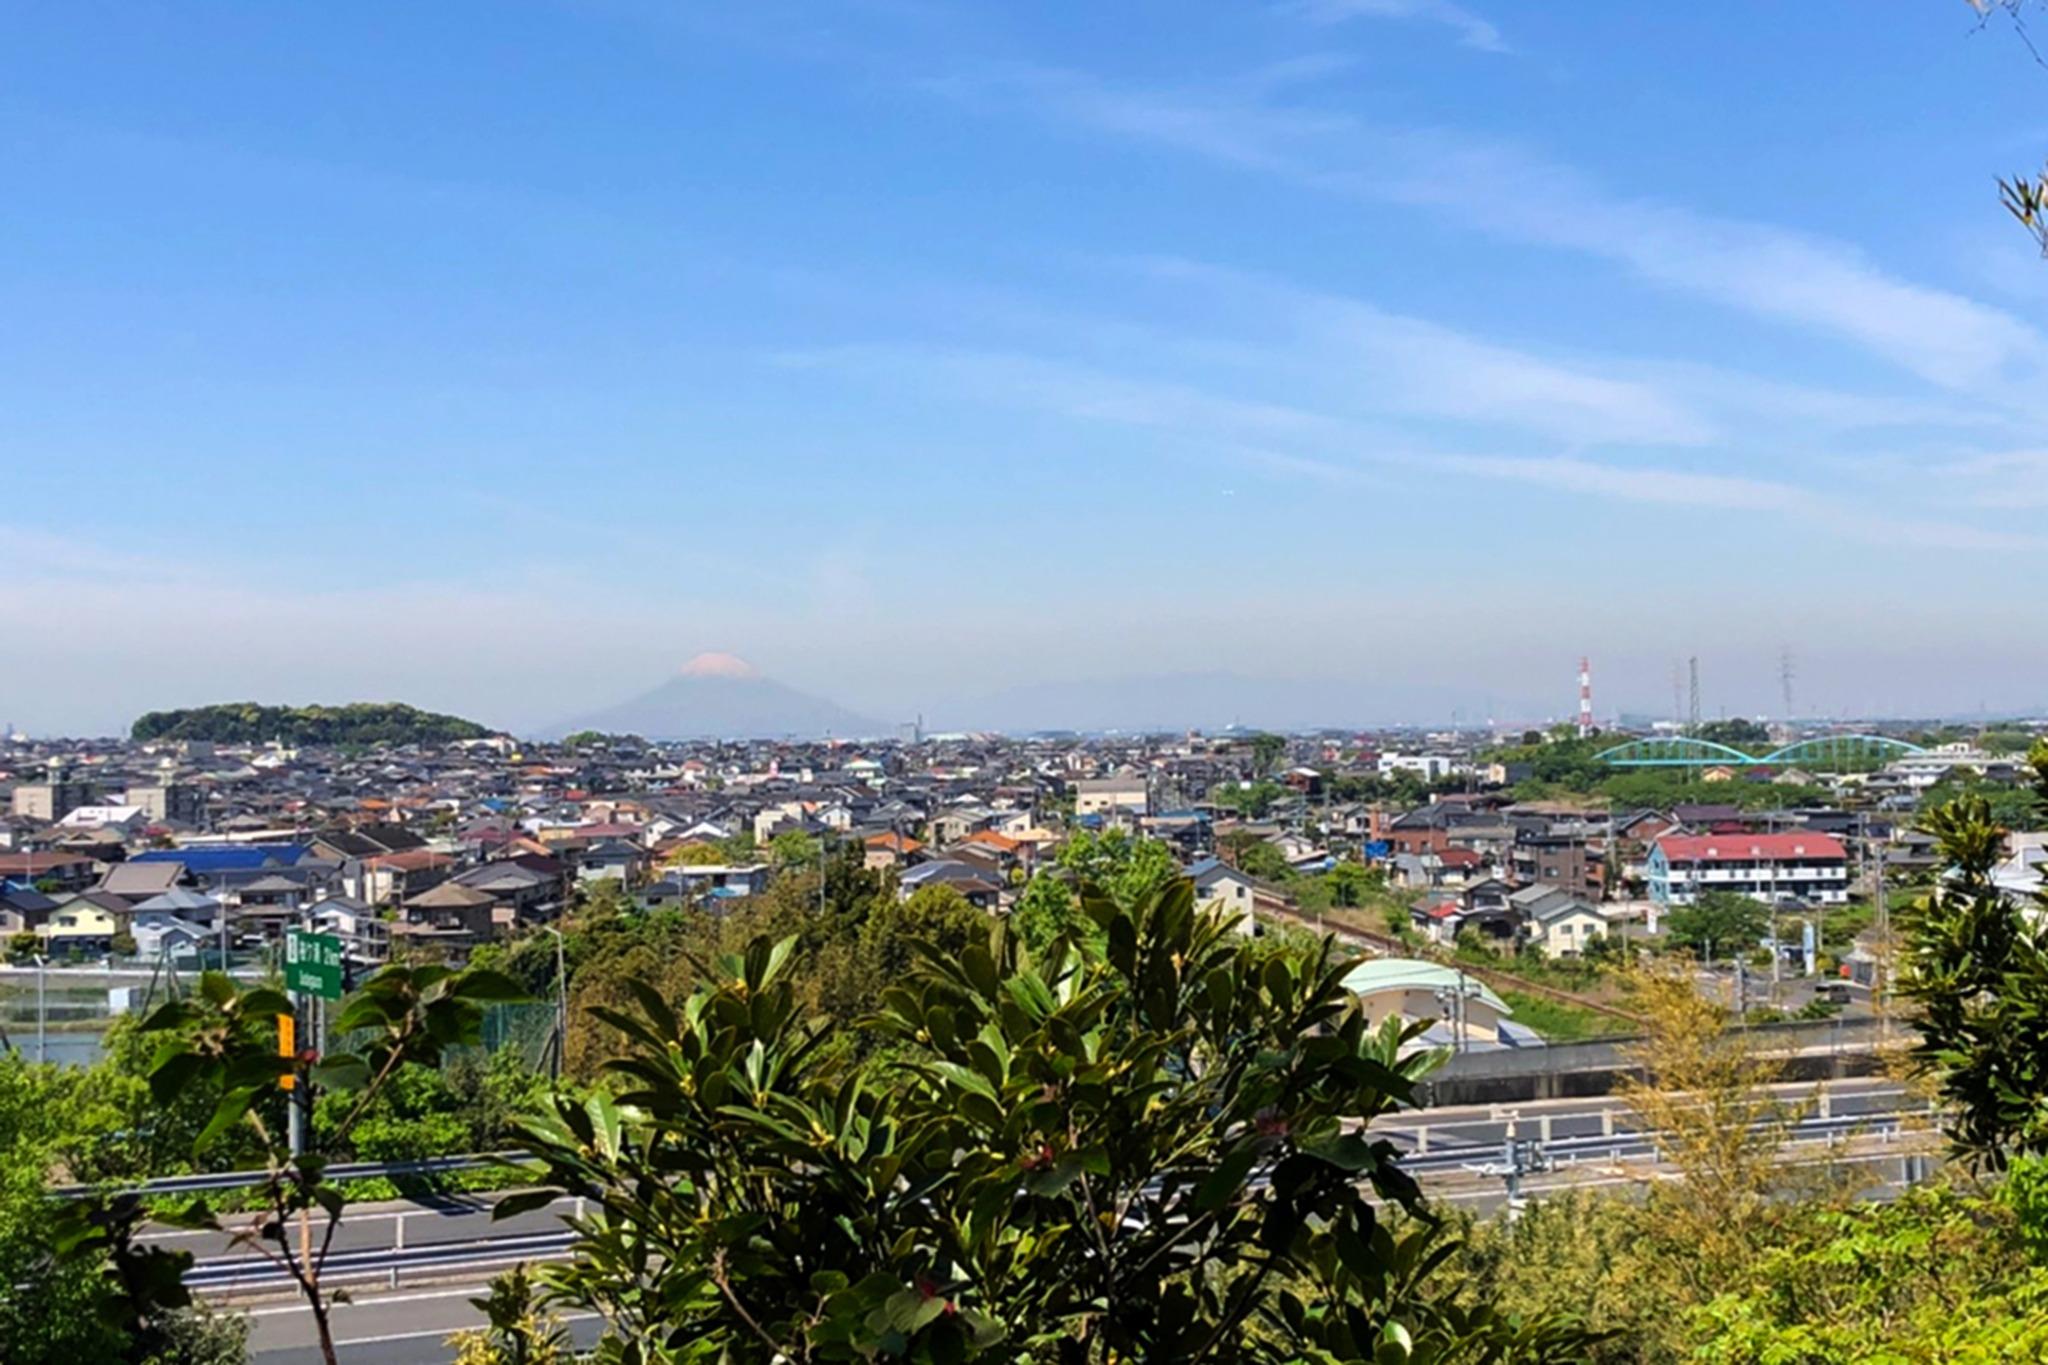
(1, 717, 2010, 1046)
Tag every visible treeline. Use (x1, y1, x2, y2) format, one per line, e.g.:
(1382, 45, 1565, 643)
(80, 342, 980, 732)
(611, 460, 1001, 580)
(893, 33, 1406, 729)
(131, 701, 491, 746)
(1486, 732, 1831, 809)
(475, 848, 999, 1078)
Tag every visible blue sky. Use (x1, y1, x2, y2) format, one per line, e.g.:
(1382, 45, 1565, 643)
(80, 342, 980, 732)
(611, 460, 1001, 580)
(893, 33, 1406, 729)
(4, 1, 2047, 735)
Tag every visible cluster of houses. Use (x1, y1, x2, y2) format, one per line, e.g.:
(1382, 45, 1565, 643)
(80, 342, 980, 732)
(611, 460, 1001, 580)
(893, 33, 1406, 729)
(0, 721, 1987, 998)
(1377, 793, 1864, 957)
(0, 732, 1215, 962)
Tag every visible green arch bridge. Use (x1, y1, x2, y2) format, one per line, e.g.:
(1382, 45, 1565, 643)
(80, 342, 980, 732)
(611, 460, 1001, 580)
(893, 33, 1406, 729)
(1593, 734, 1925, 769)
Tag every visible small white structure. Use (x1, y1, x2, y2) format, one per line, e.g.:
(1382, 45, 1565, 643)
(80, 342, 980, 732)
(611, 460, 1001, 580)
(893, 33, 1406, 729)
(1188, 857, 1257, 935)
(57, 804, 149, 833)
(1341, 959, 1529, 1050)
(1376, 754, 1458, 782)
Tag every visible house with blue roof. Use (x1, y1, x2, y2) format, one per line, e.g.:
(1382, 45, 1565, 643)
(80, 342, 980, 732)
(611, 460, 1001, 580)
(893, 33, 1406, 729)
(133, 843, 313, 873)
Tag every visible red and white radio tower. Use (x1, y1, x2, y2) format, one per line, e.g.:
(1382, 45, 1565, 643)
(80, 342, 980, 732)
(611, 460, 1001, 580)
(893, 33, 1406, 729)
(1576, 657, 1594, 737)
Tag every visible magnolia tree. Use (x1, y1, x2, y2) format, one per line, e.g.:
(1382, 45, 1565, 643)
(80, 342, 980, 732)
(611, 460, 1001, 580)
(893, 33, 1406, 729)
(505, 879, 1601, 1362)
(1902, 774, 2048, 1167)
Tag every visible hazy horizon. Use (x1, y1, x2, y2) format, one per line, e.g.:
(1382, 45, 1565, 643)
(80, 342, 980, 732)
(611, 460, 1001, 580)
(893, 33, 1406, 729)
(6, 4, 2047, 736)
(12, 650, 2044, 742)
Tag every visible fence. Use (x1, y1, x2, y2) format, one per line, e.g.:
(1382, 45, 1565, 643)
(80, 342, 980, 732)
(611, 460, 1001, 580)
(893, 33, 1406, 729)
(1415, 1013, 1899, 1106)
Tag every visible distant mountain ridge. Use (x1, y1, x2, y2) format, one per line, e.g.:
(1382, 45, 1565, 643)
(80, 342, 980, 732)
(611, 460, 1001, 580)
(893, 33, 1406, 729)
(934, 672, 1431, 735)
(131, 701, 491, 746)
(551, 654, 882, 740)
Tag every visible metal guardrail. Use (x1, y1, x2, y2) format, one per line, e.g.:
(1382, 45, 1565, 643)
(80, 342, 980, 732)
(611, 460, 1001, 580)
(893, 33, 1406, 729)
(184, 1229, 577, 1292)
(172, 1107, 1930, 1294)
(1426, 1013, 1898, 1084)
(53, 1152, 526, 1200)
(1397, 1107, 1912, 1173)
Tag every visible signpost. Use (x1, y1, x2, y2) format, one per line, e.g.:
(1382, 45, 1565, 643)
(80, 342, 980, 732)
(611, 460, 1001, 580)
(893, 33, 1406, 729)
(282, 925, 343, 1269)
(284, 928, 344, 1001)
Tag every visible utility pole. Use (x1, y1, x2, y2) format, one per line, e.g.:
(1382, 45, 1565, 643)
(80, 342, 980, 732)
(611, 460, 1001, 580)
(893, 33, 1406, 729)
(1769, 897, 1781, 1006)
(1873, 836, 1889, 1030)
(34, 954, 46, 1064)
(544, 925, 569, 1080)
(283, 909, 314, 1271)
(1688, 657, 1702, 735)
(1467, 1137, 1552, 1223)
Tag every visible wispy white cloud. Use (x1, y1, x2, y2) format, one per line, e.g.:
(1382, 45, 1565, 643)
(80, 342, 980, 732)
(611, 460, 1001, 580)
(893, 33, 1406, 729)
(1353, 132, 2048, 397)
(1936, 449, 2048, 506)
(1261, 449, 2035, 551)
(1134, 257, 1717, 446)
(773, 343, 1353, 445)
(915, 64, 1343, 171)
(1285, 0, 1507, 53)
(929, 64, 2048, 402)
(1247, 443, 1794, 510)
(778, 342, 2030, 553)
(1440, 453, 1792, 510)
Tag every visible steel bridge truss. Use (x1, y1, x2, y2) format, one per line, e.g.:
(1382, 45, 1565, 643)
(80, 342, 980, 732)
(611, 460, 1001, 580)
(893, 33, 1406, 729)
(1595, 734, 1925, 768)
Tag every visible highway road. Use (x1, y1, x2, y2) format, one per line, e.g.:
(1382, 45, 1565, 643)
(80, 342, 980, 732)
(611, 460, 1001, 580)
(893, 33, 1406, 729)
(1376, 1074, 1912, 1153)
(205, 1076, 1929, 1361)
(158, 1195, 582, 1287)
(244, 1287, 603, 1364)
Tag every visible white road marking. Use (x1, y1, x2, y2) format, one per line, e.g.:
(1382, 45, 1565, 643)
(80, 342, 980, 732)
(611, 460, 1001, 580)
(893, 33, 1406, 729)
(328, 1313, 600, 1348)
(248, 1287, 494, 1316)
(151, 1197, 578, 1240)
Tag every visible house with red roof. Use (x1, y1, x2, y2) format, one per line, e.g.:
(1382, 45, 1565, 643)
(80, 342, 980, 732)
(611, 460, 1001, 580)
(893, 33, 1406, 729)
(1646, 832, 1848, 908)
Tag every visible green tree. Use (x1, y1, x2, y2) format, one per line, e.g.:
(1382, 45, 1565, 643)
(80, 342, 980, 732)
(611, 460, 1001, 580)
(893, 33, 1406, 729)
(447, 1264, 571, 1365)
(1978, 727, 2039, 756)
(1968, 1, 2048, 251)
(1324, 859, 1379, 909)
(1211, 779, 1287, 819)
(507, 882, 1599, 1361)
(663, 842, 728, 867)
(0, 1052, 245, 1364)
(1484, 732, 1612, 792)
(139, 964, 526, 1365)
(1250, 731, 1288, 775)
(0, 1124, 133, 1362)
(129, 701, 488, 746)
(858, 884, 988, 993)
(1902, 791, 2048, 1167)
(1920, 766, 2042, 830)
(1693, 718, 1770, 750)
(1053, 829, 1178, 909)
(769, 829, 821, 868)
(1692, 1175, 2048, 1361)
(1662, 890, 1768, 961)
(1234, 839, 1295, 884)
(1008, 871, 1084, 958)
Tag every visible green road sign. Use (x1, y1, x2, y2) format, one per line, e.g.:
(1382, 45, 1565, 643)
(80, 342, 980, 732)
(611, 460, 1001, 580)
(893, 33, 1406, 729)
(285, 927, 345, 1000)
